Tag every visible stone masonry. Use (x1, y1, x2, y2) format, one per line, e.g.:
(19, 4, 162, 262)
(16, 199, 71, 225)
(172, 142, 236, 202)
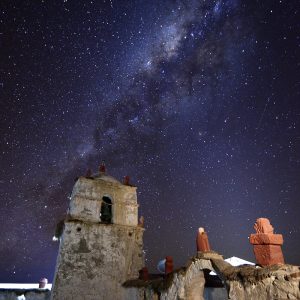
(51, 170, 144, 300)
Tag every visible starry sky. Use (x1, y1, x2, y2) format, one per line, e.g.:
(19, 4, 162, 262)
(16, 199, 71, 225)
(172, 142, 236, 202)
(0, 0, 299, 283)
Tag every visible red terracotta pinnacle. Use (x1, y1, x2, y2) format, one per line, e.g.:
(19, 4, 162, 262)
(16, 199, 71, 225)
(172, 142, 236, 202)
(250, 218, 284, 266)
(85, 169, 92, 177)
(165, 256, 174, 275)
(139, 267, 149, 281)
(99, 162, 106, 173)
(124, 175, 130, 185)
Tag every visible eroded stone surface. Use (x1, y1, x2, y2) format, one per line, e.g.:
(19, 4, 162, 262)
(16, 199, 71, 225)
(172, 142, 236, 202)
(69, 176, 139, 226)
(197, 251, 223, 260)
(51, 174, 144, 300)
(0, 289, 50, 300)
(124, 258, 215, 300)
(51, 222, 144, 300)
(212, 259, 300, 300)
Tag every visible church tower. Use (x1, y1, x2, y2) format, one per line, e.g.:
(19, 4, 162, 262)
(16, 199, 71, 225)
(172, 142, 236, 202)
(51, 165, 144, 300)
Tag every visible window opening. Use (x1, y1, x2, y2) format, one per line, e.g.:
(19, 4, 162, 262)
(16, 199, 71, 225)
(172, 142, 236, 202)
(100, 196, 112, 223)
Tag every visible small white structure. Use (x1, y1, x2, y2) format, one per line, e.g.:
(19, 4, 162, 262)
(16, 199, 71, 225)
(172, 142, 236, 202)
(0, 284, 52, 289)
(225, 256, 255, 267)
(210, 256, 255, 276)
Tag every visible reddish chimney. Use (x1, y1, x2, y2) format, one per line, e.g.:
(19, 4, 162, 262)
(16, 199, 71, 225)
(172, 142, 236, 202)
(99, 162, 106, 173)
(196, 227, 211, 252)
(85, 169, 92, 177)
(124, 175, 130, 185)
(165, 256, 174, 275)
(138, 216, 145, 227)
(250, 218, 284, 266)
(139, 267, 149, 281)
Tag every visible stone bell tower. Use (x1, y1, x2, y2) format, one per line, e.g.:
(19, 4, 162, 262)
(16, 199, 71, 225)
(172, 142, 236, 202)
(51, 164, 144, 300)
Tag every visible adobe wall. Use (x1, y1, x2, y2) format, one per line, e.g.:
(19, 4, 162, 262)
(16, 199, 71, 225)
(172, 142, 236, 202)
(212, 259, 300, 300)
(0, 289, 50, 300)
(69, 177, 138, 226)
(51, 221, 144, 300)
(124, 258, 218, 300)
(159, 259, 213, 300)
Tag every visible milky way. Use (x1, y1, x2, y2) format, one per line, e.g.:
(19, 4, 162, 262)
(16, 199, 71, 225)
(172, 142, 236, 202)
(0, 0, 299, 282)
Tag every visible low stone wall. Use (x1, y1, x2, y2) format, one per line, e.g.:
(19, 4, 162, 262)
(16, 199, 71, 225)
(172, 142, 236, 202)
(203, 287, 228, 300)
(159, 259, 213, 300)
(211, 259, 300, 300)
(124, 258, 220, 300)
(0, 289, 50, 300)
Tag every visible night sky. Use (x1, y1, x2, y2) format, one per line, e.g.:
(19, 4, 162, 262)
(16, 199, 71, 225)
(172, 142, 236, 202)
(1, 0, 299, 283)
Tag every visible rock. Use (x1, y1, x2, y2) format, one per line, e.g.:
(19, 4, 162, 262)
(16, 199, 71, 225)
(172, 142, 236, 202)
(197, 251, 223, 260)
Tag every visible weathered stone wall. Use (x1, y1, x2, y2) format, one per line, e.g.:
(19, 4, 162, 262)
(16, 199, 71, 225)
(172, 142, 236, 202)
(124, 258, 218, 300)
(70, 177, 138, 226)
(0, 289, 50, 300)
(124, 257, 300, 300)
(212, 259, 300, 300)
(51, 221, 144, 300)
(159, 259, 213, 300)
(123, 287, 146, 300)
(203, 287, 228, 300)
(227, 266, 300, 300)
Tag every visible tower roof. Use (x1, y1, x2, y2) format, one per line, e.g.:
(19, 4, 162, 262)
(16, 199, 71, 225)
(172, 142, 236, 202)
(92, 172, 121, 184)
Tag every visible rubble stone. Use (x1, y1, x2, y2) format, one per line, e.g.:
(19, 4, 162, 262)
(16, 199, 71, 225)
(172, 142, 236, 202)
(212, 259, 300, 300)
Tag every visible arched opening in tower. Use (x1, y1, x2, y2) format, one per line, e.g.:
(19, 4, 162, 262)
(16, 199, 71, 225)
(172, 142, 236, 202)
(100, 196, 112, 223)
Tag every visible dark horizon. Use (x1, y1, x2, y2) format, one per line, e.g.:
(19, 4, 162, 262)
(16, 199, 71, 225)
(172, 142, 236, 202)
(0, 0, 299, 283)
